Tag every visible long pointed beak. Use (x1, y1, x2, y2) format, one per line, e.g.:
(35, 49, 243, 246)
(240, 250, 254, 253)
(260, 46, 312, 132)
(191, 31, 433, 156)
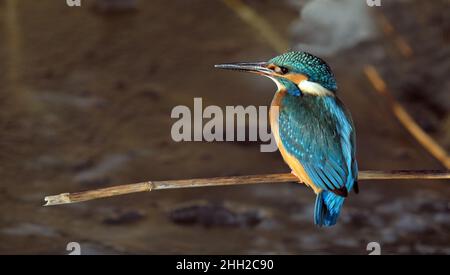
(214, 62, 273, 76)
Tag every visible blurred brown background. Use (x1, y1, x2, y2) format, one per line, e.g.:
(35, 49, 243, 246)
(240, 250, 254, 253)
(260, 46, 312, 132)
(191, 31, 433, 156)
(0, 0, 449, 254)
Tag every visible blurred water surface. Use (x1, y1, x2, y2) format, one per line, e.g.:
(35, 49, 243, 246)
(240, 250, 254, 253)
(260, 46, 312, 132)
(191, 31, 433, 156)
(0, 0, 448, 254)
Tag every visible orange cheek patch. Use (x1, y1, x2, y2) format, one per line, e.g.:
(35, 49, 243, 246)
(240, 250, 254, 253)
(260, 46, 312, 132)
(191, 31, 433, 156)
(267, 64, 278, 71)
(284, 73, 308, 84)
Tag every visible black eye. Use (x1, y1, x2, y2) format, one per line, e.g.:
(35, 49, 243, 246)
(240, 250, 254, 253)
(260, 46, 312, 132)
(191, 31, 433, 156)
(278, 66, 289, 75)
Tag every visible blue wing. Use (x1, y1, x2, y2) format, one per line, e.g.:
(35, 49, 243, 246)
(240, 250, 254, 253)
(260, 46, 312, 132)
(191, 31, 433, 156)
(278, 95, 357, 195)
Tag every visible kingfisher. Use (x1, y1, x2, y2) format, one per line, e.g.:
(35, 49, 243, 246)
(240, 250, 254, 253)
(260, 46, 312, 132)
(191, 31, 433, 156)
(215, 51, 358, 227)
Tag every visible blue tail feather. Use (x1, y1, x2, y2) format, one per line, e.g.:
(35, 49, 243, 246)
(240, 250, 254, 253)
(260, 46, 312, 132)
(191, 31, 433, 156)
(314, 190, 345, 227)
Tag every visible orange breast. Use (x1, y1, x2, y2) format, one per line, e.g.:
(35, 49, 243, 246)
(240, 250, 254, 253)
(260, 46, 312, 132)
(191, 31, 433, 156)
(269, 90, 322, 194)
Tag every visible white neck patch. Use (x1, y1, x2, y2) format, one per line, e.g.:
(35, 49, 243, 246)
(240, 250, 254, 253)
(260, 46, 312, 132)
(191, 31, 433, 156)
(298, 80, 334, 96)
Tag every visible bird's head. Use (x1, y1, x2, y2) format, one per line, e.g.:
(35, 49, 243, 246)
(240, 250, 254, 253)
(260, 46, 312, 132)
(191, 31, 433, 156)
(215, 51, 337, 97)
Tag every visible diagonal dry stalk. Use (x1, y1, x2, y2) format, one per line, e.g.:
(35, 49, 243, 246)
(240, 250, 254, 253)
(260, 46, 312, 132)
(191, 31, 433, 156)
(44, 170, 450, 206)
(222, 0, 289, 53)
(366, 11, 450, 169)
(364, 66, 450, 169)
